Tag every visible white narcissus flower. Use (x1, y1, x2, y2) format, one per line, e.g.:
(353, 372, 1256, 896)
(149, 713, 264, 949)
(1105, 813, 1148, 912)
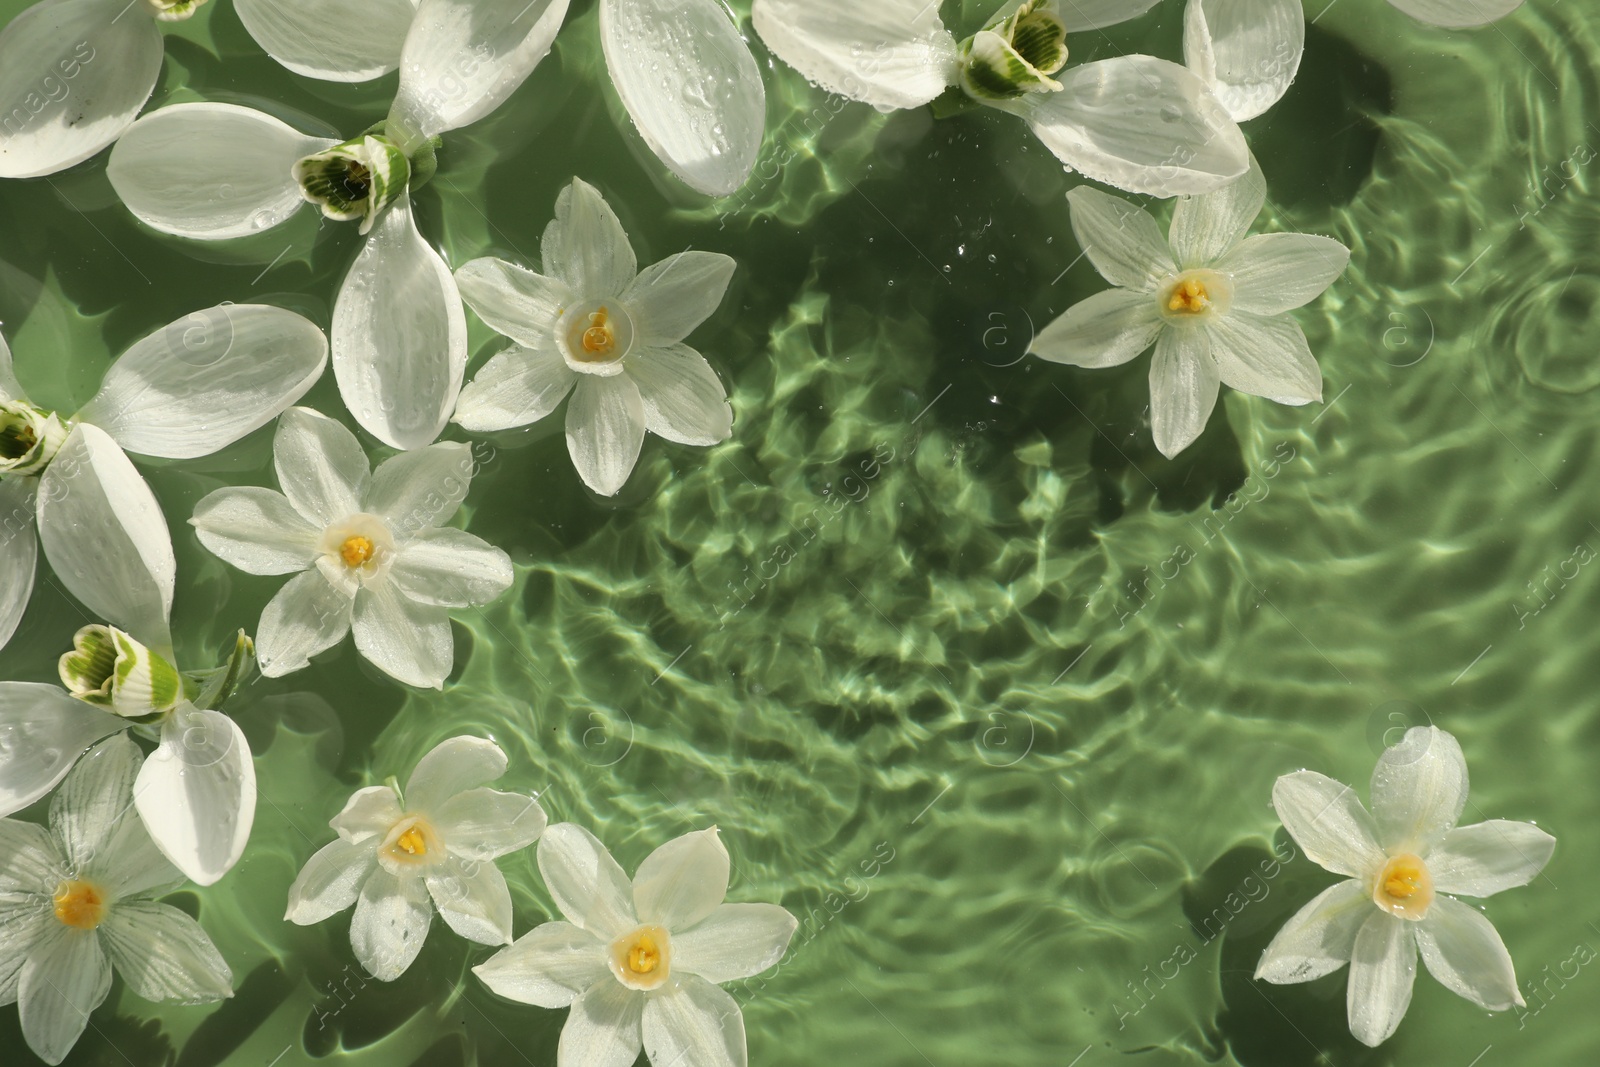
(190, 407, 513, 688)
(285, 736, 546, 981)
(106, 0, 572, 452)
(751, 0, 1249, 197)
(1183, 0, 1304, 122)
(0, 734, 233, 1065)
(1388, 0, 1524, 28)
(476, 824, 797, 1067)
(1029, 158, 1350, 457)
(453, 178, 735, 497)
(1257, 726, 1555, 1047)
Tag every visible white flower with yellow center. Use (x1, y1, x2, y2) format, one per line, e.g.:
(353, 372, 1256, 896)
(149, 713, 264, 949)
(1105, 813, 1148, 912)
(0, 734, 232, 1065)
(476, 824, 797, 1067)
(189, 407, 513, 688)
(1028, 157, 1350, 457)
(453, 178, 736, 497)
(1257, 726, 1556, 1046)
(285, 736, 546, 981)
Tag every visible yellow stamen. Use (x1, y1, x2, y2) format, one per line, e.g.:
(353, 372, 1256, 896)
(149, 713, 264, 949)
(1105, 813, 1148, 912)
(53, 880, 108, 930)
(608, 924, 672, 989)
(627, 935, 661, 975)
(340, 535, 374, 568)
(580, 308, 616, 359)
(396, 826, 427, 856)
(1372, 853, 1434, 920)
(1167, 278, 1210, 314)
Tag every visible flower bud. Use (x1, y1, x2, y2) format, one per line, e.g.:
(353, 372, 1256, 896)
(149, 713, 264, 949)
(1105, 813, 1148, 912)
(59, 626, 184, 719)
(0, 400, 69, 477)
(294, 134, 411, 235)
(143, 0, 211, 21)
(959, 0, 1069, 102)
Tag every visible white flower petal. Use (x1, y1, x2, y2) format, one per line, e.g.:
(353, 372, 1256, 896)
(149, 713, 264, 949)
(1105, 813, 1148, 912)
(0, 327, 24, 401)
(566, 374, 646, 497)
(634, 827, 729, 930)
(351, 583, 453, 689)
(1271, 770, 1384, 879)
(273, 407, 371, 527)
(330, 786, 405, 844)
(1058, 0, 1162, 31)
(1253, 880, 1368, 984)
(1184, 0, 1304, 123)
(106, 103, 335, 240)
(0, 477, 38, 652)
(1415, 896, 1521, 1011)
(641, 972, 746, 1067)
(18, 925, 111, 1064)
(1430, 820, 1555, 898)
(427, 854, 513, 945)
(255, 569, 354, 678)
(1030, 290, 1163, 368)
(0, 0, 163, 180)
(543, 179, 637, 300)
(622, 252, 736, 348)
(1387, 0, 1523, 29)
(190, 488, 320, 576)
(455, 258, 572, 349)
(389, 529, 513, 609)
(0, 683, 125, 821)
(349, 867, 433, 981)
(1370, 726, 1467, 855)
(0, 899, 51, 1002)
(1347, 912, 1416, 1048)
(49, 733, 140, 873)
(366, 441, 476, 533)
(92, 813, 182, 900)
(235, 0, 418, 82)
(135, 708, 256, 887)
(1147, 327, 1220, 459)
(285, 837, 377, 925)
(404, 737, 508, 815)
(673, 903, 797, 983)
(600, 0, 764, 196)
(434, 788, 546, 863)
(626, 344, 732, 447)
(99, 901, 232, 1004)
(35, 425, 174, 650)
(454, 344, 576, 432)
(538, 823, 637, 937)
(1168, 154, 1265, 268)
(0, 818, 62, 893)
(750, 0, 959, 111)
(387, 0, 570, 151)
(79, 304, 328, 459)
(1063, 187, 1175, 291)
(1206, 312, 1323, 405)
(473, 921, 606, 1008)
(333, 193, 469, 451)
(1216, 233, 1351, 315)
(1020, 56, 1249, 197)
(558, 977, 644, 1067)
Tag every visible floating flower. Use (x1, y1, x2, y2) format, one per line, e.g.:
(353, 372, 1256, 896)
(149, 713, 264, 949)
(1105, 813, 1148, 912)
(1028, 158, 1349, 457)
(1256, 726, 1555, 1046)
(476, 824, 797, 1067)
(453, 178, 735, 497)
(1388, 0, 1524, 27)
(0, 734, 233, 1065)
(1183, 0, 1305, 122)
(105, 0, 571, 451)
(285, 736, 546, 981)
(750, 0, 1248, 196)
(190, 407, 512, 688)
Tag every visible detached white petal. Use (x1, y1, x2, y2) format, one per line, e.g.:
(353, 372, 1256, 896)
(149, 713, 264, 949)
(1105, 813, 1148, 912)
(351, 582, 453, 689)
(285, 837, 377, 925)
(190, 487, 320, 576)
(255, 569, 354, 678)
(559, 979, 644, 1067)
(1030, 290, 1163, 369)
(1270, 770, 1384, 879)
(633, 827, 729, 930)
(1415, 896, 1521, 1011)
(1216, 233, 1351, 315)
(1387, 0, 1524, 29)
(1148, 327, 1220, 459)
(1064, 187, 1174, 291)
(566, 374, 646, 497)
(135, 708, 256, 886)
(1370, 726, 1467, 855)
(537, 822, 637, 938)
(751, 0, 960, 111)
(454, 344, 576, 432)
(99, 901, 233, 1004)
(0, 0, 163, 179)
(626, 344, 733, 447)
(350, 867, 434, 982)
(641, 973, 747, 1067)
(600, 0, 764, 197)
(1168, 155, 1266, 268)
(273, 407, 371, 527)
(389, 528, 513, 609)
(473, 921, 607, 1008)
(1206, 312, 1323, 405)
(106, 103, 336, 240)
(455, 257, 572, 350)
(623, 252, 736, 348)
(1430, 820, 1556, 898)
(0, 478, 38, 651)
(0, 682, 125, 818)
(1347, 912, 1416, 1048)
(17, 924, 111, 1064)
(1253, 880, 1367, 984)
(235, 0, 418, 82)
(673, 903, 798, 983)
(1184, 0, 1304, 123)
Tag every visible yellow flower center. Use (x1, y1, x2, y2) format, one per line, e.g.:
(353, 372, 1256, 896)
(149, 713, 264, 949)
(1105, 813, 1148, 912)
(628, 936, 661, 975)
(609, 924, 672, 990)
(381, 816, 438, 867)
(340, 535, 375, 568)
(1372, 853, 1434, 920)
(579, 308, 617, 360)
(1167, 278, 1211, 314)
(395, 825, 427, 856)
(53, 880, 108, 930)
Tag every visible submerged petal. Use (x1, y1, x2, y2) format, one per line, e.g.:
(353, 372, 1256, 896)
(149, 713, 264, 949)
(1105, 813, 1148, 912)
(190, 487, 320, 576)
(1271, 770, 1384, 879)
(49, 733, 139, 873)
(566, 374, 646, 496)
(1064, 187, 1175, 291)
(255, 569, 354, 678)
(351, 582, 453, 689)
(543, 179, 638, 301)
(1147, 326, 1220, 459)
(1415, 896, 1521, 1011)
(135, 709, 256, 886)
(1347, 911, 1416, 1048)
(285, 837, 377, 925)
(274, 407, 371, 527)
(235, 0, 418, 82)
(100, 900, 232, 1004)
(1168, 155, 1266, 268)
(1184, 0, 1304, 123)
(455, 258, 572, 349)
(433, 786, 546, 862)
(1206, 311, 1323, 405)
(626, 344, 733, 447)
(1370, 726, 1468, 855)
(1216, 233, 1351, 315)
(558, 978, 644, 1067)
(473, 921, 607, 1008)
(623, 252, 736, 348)
(1030, 290, 1164, 368)
(17, 924, 112, 1064)
(404, 737, 509, 815)
(1387, 0, 1524, 29)
(1430, 820, 1556, 898)
(427, 855, 513, 945)
(0, 683, 125, 819)
(349, 867, 433, 981)
(641, 973, 746, 1067)
(366, 441, 475, 532)
(1254, 880, 1368, 984)
(1058, 0, 1162, 31)
(388, 528, 513, 609)
(454, 344, 576, 432)
(751, 0, 960, 111)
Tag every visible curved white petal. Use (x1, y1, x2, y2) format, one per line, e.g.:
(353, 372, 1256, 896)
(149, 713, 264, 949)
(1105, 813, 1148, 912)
(17, 924, 111, 1064)
(106, 103, 335, 240)
(0, 0, 163, 179)
(1253, 879, 1367, 984)
(0, 478, 38, 651)
(674, 903, 797, 983)
(79, 304, 328, 458)
(92, 812, 183, 900)
(389, 528, 513, 609)
(1059, 0, 1163, 31)
(100, 901, 232, 1004)
(334, 195, 469, 451)
(367, 441, 475, 533)
(0, 902, 52, 1006)
(0, 683, 125, 820)
(273, 407, 371, 528)
(0, 329, 23, 401)
(434, 787, 546, 862)
(538, 823, 637, 938)
(623, 252, 735, 348)
(255, 569, 354, 678)
(190, 488, 320, 576)
(1031, 290, 1163, 369)
(641, 973, 746, 1067)
(135, 708, 256, 886)
(387, 0, 571, 151)
(349, 867, 433, 981)
(427, 854, 513, 945)
(1207, 312, 1323, 405)
(285, 837, 376, 925)
(566, 374, 646, 497)
(36, 424, 174, 649)
(1184, 0, 1303, 123)
(626, 344, 732, 447)
(1415, 896, 1521, 1011)
(1370, 726, 1467, 855)
(330, 786, 404, 844)
(351, 583, 452, 689)
(1216, 233, 1351, 315)
(1430, 820, 1555, 898)
(404, 736, 508, 815)
(600, 0, 764, 196)
(455, 257, 571, 349)
(1168, 155, 1265, 268)
(1064, 187, 1174, 291)
(1020, 56, 1249, 198)
(1271, 770, 1384, 879)
(1347, 912, 1416, 1048)
(1148, 326, 1220, 459)
(0, 819, 64, 893)
(558, 977, 644, 1067)
(473, 921, 606, 1008)
(49, 732, 139, 872)
(634, 827, 728, 930)
(235, 0, 418, 82)
(750, 0, 959, 111)
(543, 179, 638, 301)
(454, 344, 576, 432)
(1387, 0, 1524, 29)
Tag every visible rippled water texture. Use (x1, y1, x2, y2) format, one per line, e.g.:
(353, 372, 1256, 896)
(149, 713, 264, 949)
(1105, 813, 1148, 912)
(1, 1, 1597, 1065)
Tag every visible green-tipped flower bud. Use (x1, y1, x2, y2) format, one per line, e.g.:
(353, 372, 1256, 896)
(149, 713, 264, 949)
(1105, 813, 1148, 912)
(959, 0, 1070, 102)
(294, 134, 411, 235)
(186, 630, 257, 711)
(0, 400, 69, 477)
(143, 0, 211, 22)
(60, 625, 184, 719)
